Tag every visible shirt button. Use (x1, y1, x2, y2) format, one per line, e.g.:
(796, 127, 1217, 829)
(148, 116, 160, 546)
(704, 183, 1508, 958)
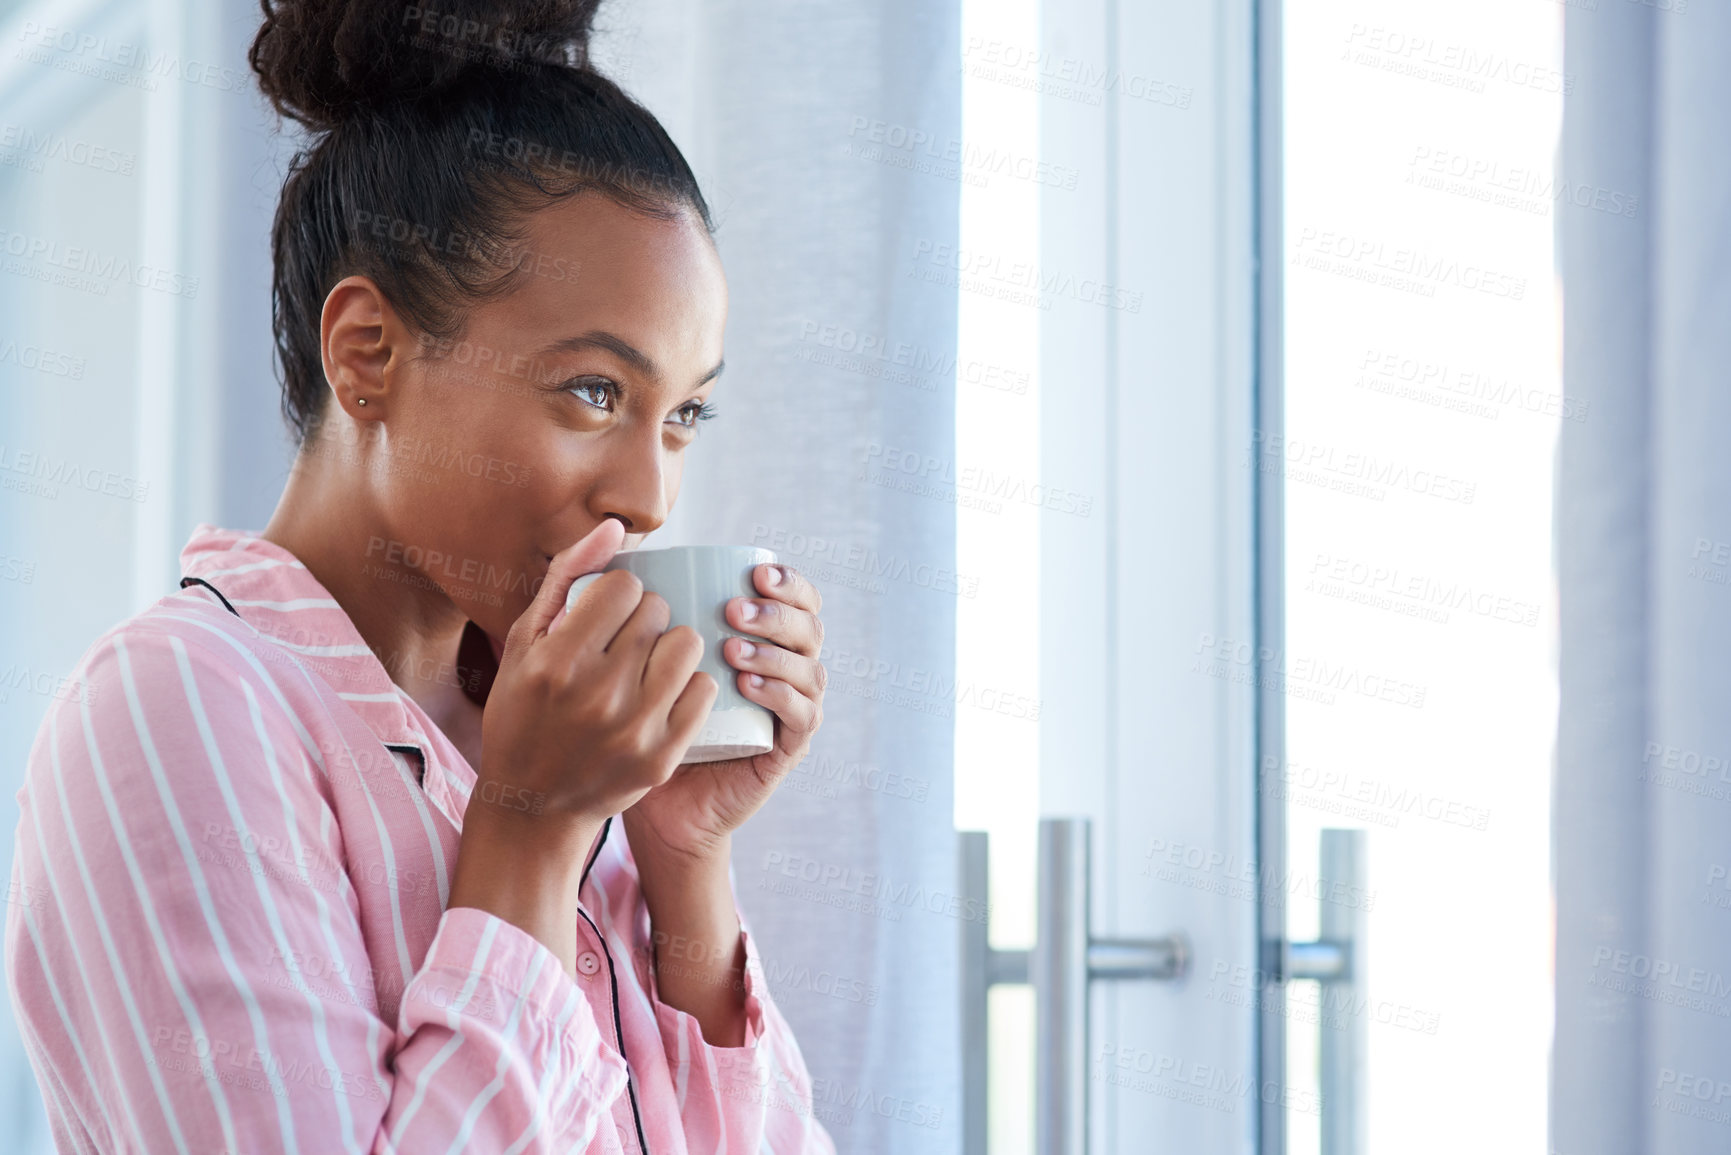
(576, 950, 601, 977)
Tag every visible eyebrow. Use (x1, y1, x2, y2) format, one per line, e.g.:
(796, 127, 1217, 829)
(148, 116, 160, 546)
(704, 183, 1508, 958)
(539, 331, 724, 390)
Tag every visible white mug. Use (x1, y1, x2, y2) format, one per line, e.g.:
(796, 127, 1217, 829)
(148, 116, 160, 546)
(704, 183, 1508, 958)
(566, 544, 778, 763)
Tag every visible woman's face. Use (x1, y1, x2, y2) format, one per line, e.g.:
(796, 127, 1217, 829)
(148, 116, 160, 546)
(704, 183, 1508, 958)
(333, 193, 727, 645)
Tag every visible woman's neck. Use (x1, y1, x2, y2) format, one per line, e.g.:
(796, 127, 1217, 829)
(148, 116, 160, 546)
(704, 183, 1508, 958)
(260, 448, 483, 740)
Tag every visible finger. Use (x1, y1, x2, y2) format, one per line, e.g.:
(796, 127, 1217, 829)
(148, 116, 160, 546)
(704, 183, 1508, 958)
(544, 569, 649, 660)
(641, 623, 705, 702)
(606, 587, 672, 665)
(723, 639, 825, 702)
(727, 598, 822, 657)
(514, 518, 625, 650)
(738, 672, 820, 746)
(753, 563, 822, 614)
(664, 670, 721, 758)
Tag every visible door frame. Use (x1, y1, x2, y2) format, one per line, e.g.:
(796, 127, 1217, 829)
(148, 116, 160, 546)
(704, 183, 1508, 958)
(1037, 0, 1266, 1150)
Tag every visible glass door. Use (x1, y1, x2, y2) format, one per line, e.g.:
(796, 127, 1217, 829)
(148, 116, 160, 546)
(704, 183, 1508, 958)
(956, 0, 1265, 1151)
(1270, 1, 1564, 1151)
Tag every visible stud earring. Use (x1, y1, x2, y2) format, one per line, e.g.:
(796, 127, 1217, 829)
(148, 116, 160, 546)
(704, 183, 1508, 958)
(357, 398, 368, 406)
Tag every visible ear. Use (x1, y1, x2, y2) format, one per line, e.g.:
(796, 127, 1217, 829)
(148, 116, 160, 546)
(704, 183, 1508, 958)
(320, 275, 412, 419)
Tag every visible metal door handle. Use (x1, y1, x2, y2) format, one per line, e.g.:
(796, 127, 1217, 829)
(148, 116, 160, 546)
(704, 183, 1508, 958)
(1279, 829, 1367, 1155)
(959, 818, 1187, 1155)
(959, 821, 1366, 1155)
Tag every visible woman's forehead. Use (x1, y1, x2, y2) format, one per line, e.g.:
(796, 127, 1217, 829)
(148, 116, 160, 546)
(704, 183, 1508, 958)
(492, 196, 727, 375)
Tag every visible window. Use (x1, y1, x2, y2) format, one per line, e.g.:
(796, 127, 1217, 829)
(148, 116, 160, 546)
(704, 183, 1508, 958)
(1278, 4, 1563, 1150)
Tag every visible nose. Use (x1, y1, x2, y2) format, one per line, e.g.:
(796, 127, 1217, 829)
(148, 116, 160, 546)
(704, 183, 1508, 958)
(589, 423, 671, 536)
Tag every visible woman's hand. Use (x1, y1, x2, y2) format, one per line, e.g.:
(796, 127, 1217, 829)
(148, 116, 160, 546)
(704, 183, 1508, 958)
(469, 519, 721, 842)
(450, 519, 719, 976)
(621, 562, 827, 865)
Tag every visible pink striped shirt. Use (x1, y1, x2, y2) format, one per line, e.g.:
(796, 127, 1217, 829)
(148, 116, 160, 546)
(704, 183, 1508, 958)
(4, 522, 836, 1155)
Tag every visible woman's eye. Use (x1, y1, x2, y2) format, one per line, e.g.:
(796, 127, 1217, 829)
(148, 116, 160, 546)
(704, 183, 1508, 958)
(668, 401, 719, 430)
(565, 377, 614, 410)
(562, 377, 715, 431)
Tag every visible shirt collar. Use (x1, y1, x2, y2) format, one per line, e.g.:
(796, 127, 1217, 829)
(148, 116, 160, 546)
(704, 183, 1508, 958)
(176, 521, 447, 759)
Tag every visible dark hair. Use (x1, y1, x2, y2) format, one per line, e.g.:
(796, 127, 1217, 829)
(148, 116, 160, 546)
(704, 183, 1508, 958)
(248, 0, 713, 447)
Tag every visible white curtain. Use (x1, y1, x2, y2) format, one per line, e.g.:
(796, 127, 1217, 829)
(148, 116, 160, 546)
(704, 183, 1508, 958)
(599, 4, 963, 1152)
(1553, 4, 1731, 1152)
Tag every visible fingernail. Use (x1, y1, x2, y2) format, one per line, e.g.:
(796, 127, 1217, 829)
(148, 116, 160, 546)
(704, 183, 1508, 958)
(737, 640, 757, 659)
(765, 565, 784, 587)
(748, 673, 764, 688)
(740, 601, 759, 622)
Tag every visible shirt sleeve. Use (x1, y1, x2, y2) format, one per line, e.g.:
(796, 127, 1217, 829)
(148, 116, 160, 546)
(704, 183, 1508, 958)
(642, 882, 838, 1154)
(3, 626, 628, 1154)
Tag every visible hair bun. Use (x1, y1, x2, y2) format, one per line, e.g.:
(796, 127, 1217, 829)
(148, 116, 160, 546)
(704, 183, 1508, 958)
(250, 0, 603, 131)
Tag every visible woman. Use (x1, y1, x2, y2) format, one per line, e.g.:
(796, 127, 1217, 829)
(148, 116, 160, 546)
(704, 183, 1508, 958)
(3, 1, 835, 1151)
